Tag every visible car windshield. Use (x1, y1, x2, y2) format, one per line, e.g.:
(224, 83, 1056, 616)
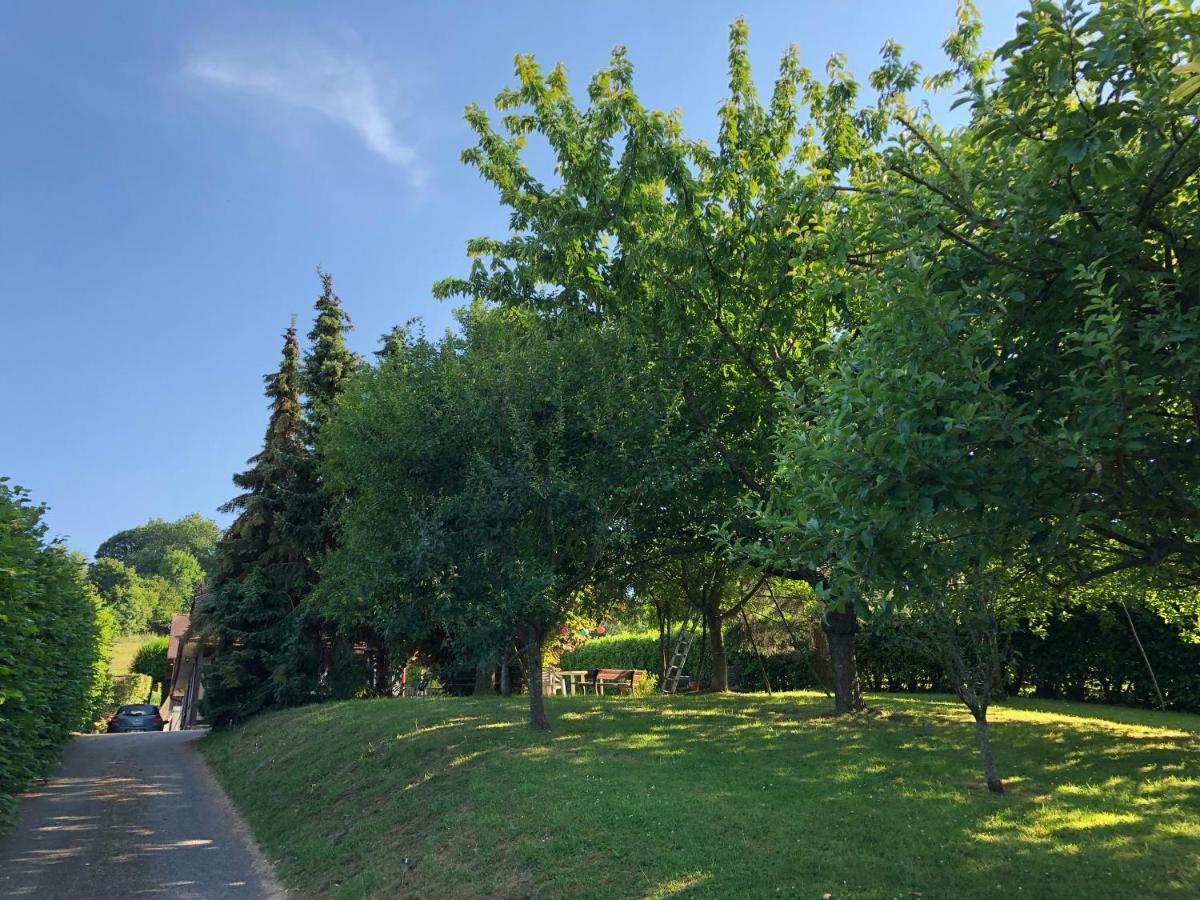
(120, 705, 157, 715)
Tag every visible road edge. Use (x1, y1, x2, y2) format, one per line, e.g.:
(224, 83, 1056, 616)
(186, 730, 289, 899)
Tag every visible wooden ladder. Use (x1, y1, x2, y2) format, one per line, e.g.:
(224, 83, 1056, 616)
(661, 614, 699, 694)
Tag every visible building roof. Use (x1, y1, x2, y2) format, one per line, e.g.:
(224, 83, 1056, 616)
(167, 614, 190, 662)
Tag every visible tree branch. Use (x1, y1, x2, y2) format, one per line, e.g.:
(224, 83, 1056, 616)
(680, 382, 769, 502)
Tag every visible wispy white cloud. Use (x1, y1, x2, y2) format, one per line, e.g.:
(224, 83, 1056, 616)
(185, 40, 417, 170)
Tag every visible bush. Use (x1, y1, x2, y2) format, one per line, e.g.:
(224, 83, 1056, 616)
(0, 480, 112, 830)
(725, 647, 820, 692)
(632, 672, 659, 696)
(131, 636, 170, 704)
(131, 636, 169, 684)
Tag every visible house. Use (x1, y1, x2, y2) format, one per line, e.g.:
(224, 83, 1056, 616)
(160, 598, 218, 730)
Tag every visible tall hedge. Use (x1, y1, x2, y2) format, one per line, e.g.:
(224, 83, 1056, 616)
(0, 480, 113, 829)
(557, 631, 662, 674)
(561, 611, 1200, 712)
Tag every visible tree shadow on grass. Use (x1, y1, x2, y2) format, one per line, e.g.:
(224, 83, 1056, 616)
(208, 693, 1199, 899)
(523, 694, 1200, 897)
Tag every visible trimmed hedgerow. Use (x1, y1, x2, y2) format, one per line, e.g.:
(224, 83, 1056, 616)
(558, 614, 1200, 711)
(557, 631, 661, 674)
(0, 479, 113, 830)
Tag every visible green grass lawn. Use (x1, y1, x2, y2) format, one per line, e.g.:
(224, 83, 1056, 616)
(106, 633, 157, 711)
(109, 632, 156, 676)
(200, 692, 1200, 899)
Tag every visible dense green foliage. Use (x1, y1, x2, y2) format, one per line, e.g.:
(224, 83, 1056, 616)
(752, 0, 1200, 628)
(87, 557, 156, 635)
(729, 0, 1200, 788)
(434, 13, 880, 705)
(89, 515, 213, 634)
(204, 693, 1200, 898)
(853, 603, 1200, 711)
(197, 0, 1199, 794)
(1006, 604, 1200, 709)
(94, 513, 218, 576)
(129, 635, 169, 684)
(0, 480, 112, 829)
(320, 305, 679, 727)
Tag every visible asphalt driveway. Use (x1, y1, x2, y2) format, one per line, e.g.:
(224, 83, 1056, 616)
(0, 730, 283, 898)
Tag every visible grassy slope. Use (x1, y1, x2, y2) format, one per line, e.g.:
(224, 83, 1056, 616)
(109, 633, 156, 676)
(201, 692, 1200, 899)
(106, 634, 156, 712)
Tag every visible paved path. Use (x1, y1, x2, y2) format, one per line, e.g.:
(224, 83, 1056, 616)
(0, 730, 284, 898)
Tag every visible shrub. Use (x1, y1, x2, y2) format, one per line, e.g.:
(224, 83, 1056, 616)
(131, 636, 169, 685)
(632, 672, 659, 696)
(131, 635, 170, 703)
(1005, 605, 1200, 711)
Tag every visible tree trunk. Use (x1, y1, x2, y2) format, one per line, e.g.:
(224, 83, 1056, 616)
(972, 706, 1004, 793)
(474, 662, 493, 696)
(810, 619, 834, 687)
(705, 607, 728, 692)
(500, 657, 511, 696)
(374, 644, 390, 697)
(523, 624, 550, 731)
(824, 605, 864, 714)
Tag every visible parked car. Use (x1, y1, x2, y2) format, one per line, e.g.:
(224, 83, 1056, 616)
(107, 704, 165, 733)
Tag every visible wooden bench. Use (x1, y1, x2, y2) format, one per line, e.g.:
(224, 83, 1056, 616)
(591, 668, 640, 695)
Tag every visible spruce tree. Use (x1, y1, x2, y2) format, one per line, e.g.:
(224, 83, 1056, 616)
(202, 324, 318, 723)
(302, 270, 359, 439)
(298, 270, 370, 696)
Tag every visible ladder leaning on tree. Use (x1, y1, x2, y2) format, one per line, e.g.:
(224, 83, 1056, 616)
(661, 613, 699, 694)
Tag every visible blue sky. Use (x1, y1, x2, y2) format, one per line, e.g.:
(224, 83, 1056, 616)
(0, 1, 1019, 556)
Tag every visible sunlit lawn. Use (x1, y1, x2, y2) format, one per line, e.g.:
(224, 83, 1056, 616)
(109, 633, 156, 676)
(201, 692, 1200, 899)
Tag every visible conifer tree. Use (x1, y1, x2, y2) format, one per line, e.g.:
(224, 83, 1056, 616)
(299, 270, 361, 559)
(298, 270, 371, 695)
(202, 324, 318, 723)
(302, 270, 359, 439)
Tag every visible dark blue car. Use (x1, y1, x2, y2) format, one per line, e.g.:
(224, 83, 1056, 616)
(106, 704, 165, 733)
